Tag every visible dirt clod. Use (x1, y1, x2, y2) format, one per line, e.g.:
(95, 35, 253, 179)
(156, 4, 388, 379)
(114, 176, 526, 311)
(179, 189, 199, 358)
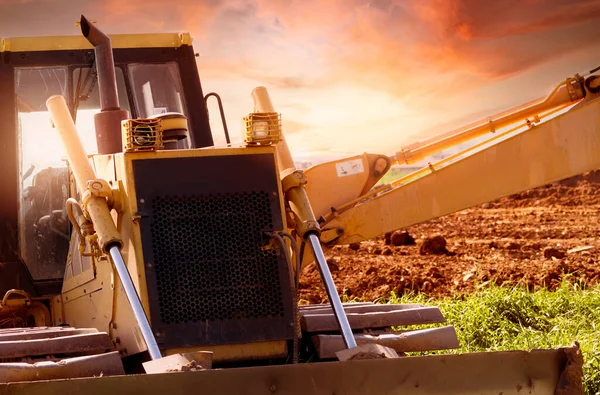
(349, 242, 361, 251)
(384, 232, 392, 245)
(390, 231, 416, 246)
(326, 257, 340, 271)
(544, 247, 566, 259)
(381, 247, 393, 256)
(420, 235, 449, 255)
(504, 241, 522, 250)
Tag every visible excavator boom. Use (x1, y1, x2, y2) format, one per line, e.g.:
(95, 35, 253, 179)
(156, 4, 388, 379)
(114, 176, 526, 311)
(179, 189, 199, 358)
(307, 72, 600, 246)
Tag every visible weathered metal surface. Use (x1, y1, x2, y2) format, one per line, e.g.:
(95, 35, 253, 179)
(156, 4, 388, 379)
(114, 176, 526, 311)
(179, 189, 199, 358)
(0, 327, 97, 342)
(335, 343, 400, 361)
(313, 326, 459, 359)
(298, 302, 424, 314)
(0, 346, 582, 395)
(0, 332, 113, 359)
(298, 302, 374, 310)
(0, 351, 124, 383)
(142, 351, 213, 374)
(301, 306, 445, 332)
(165, 340, 287, 363)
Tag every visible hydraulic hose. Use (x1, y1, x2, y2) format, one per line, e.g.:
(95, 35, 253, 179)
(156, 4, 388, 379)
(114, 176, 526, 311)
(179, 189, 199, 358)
(267, 232, 300, 363)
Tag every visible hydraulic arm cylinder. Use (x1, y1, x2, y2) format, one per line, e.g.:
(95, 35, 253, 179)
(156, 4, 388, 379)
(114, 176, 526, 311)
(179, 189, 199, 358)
(46, 95, 162, 361)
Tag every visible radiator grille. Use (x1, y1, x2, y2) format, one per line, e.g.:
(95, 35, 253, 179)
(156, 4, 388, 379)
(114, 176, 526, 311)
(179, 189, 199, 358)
(149, 192, 285, 325)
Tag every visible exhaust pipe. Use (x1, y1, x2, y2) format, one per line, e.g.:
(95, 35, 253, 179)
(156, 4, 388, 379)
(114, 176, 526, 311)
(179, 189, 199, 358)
(80, 15, 129, 154)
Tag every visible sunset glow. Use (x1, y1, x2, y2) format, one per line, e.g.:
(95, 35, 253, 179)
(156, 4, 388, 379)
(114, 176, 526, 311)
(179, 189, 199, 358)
(3, 0, 600, 164)
(19, 110, 99, 187)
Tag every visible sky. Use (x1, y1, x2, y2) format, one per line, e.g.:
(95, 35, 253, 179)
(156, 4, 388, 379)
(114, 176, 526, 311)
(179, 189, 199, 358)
(3, 0, 600, 163)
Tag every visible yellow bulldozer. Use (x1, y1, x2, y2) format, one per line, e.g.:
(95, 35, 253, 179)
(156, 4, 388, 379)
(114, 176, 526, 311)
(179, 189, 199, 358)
(0, 15, 598, 394)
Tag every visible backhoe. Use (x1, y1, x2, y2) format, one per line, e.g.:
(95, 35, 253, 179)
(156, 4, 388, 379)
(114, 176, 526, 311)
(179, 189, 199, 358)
(0, 15, 597, 394)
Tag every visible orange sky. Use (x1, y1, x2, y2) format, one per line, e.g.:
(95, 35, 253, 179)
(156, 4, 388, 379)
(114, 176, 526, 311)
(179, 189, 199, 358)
(3, 0, 600, 162)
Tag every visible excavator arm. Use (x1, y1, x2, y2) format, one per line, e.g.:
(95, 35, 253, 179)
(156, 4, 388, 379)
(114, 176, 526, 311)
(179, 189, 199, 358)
(305, 71, 600, 246)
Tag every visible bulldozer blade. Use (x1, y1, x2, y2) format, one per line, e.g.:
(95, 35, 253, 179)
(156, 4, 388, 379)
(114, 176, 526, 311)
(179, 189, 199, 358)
(0, 344, 582, 395)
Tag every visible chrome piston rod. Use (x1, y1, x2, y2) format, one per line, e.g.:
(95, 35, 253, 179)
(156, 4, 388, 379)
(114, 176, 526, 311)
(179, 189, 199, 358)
(308, 234, 357, 349)
(109, 246, 162, 360)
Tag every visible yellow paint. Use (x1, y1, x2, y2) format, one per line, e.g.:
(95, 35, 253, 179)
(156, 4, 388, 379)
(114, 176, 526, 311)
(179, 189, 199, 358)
(1, 32, 192, 52)
(394, 76, 585, 165)
(166, 341, 287, 362)
(326, 94, 600, 244)
(317, 102, 574, 227)
(60, 144, 289, 359)
(305, 153, 391, 219)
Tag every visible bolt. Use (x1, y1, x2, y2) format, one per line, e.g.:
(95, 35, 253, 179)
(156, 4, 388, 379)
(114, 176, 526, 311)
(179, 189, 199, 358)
(139, 198, 145, 204)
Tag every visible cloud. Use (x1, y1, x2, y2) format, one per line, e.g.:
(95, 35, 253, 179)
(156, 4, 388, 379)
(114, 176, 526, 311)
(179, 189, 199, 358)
(248, 0, 600, 91)
(3, 0, 600, 155)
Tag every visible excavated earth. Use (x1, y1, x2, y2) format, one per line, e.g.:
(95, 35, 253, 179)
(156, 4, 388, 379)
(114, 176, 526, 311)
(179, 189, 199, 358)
(299, 170, 600, 304)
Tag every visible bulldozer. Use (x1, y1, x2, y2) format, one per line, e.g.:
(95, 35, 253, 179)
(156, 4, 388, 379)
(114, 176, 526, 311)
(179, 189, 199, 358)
(0, 15, 598, 394)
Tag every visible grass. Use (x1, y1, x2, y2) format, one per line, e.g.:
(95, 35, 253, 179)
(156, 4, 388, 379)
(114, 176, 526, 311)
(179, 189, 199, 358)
(365, 283, 600, 394)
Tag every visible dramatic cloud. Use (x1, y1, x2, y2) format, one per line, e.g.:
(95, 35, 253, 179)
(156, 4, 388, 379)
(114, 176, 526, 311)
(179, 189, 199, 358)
(3, 0, 600, 159)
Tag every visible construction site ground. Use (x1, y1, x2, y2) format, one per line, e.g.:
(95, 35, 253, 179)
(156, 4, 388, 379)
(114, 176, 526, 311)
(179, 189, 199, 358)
(299, 170, 600, 304)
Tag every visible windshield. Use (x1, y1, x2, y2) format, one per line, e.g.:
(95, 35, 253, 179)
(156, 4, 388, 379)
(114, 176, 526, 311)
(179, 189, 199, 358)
(15, 65, 129, 280)
(128, 62, 191, 148)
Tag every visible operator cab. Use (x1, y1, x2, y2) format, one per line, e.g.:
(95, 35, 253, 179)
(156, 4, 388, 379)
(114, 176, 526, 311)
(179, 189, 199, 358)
(0, 33, 215, 295)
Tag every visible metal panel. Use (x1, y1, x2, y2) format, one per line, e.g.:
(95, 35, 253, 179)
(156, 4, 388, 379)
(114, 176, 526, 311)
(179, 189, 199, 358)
(0, 346, 582, 395)
(0, 351, 124, 384)
(132, 153, 294, 349)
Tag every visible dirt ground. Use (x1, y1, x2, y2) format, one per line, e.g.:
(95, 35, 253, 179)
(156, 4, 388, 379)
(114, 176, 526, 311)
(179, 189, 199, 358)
(299, 170, 600, 304)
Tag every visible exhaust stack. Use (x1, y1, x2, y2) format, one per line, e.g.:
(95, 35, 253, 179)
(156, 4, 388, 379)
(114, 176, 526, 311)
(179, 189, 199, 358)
(80, 15, 129, 154)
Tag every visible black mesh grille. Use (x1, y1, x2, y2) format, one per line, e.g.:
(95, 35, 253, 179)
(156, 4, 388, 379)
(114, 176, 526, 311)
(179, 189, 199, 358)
(149, 192, 285, 325)
(134, 153, 293, 347)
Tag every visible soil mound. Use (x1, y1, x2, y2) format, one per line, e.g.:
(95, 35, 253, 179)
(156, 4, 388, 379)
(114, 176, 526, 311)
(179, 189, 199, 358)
(299, 170, 600, 303)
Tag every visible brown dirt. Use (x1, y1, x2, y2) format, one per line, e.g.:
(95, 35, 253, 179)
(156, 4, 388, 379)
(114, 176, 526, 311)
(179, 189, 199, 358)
(299, 170, 600, 304)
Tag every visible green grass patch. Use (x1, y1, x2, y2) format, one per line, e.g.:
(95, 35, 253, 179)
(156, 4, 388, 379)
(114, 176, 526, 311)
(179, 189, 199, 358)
(371, 284, 600, 394)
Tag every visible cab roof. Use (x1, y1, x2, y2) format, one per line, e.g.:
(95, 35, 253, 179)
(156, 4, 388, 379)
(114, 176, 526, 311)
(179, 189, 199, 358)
(0, 32, 193, 52)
